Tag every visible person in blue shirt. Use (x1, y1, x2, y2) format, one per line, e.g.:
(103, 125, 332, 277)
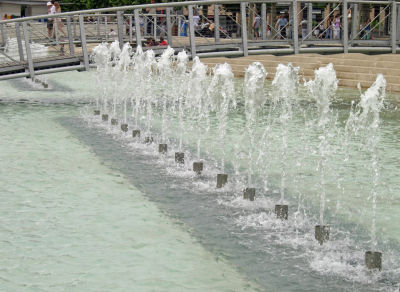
(276, 14, 288, 39)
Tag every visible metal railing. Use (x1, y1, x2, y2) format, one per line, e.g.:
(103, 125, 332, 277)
(0, 0, 399, 81)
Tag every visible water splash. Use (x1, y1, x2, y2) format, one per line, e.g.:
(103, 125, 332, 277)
(272, 63, 299, 203)
(176, 51, 189, 150)
(157, 46, 175, 143)
(347, 74, 386, 249)
(305, 63, 338, 225)
(243, 62, 267, 186)
(208, 63, 236, 172)
(187, 57, 208, 160)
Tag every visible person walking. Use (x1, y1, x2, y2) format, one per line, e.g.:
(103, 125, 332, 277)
(333, 14, 341, 40)
(52, 1, 67, 38)
(46, 1, 54, 38)
(252, 14, 261, 40)
(276, 14, 288, 39)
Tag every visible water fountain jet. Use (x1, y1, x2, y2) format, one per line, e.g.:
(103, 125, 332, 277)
(158, 144, 167, 154)
(186, 57, 209, 176)
(208, 63, 236, 191)
(132, 130, 140, 138)
(175, 152, 184, 164)
(243, 62, 267, 196)
(193, 162, 203, 175)
(346, 74, 386, 270)
(216, 174, 228, 188)
(272, 64, 299, 219)
(306, 63, 338, 240)
(121, 124, 128, 132)
(243, 188, 255, 201)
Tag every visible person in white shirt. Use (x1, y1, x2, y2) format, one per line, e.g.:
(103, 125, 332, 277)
(46, 1, 54, 37)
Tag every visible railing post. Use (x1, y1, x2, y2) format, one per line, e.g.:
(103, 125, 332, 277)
(129, 15, 133, 42)
(0, 24, 7, 47)
(66, 16, 75, 55)
(79, 15, 89, 71)
(261, 3, 267, 40)
(188, 5, 196, 58)
(105, 16, 108, 42)
(307, 3, 313, 39)
(392, 0, 397, 53)
(292, 0, 299, 54)
(22, 22, 34, 79)
(240, 2, 248, 56)
(351, 4, 358, 40)
(117, 10, 124, 49)
(214, 4, 220, 42)
(15, 23, 24, 61)
(342, 0, 348, 53)
(134, 9, 142, 47)
(166, 7, 172, 46)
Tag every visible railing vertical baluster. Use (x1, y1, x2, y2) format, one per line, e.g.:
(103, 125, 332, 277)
(214, 4, 220, 42)
(15, 23, 24, 61)
(188, 5, 196, 58)
(240, 2, 248, 56)
(117, 11, 124, 49)
(97, 15, 100, 40)
(307, 3, 313, 39)
(343, 0, 348, 53)
(22, 22, 34, 79)
(129, 15, 133, 42)
(292, 0, 299, 54)
(144, 16, 148, 37)
(392, 0, 397, 53)
(105, 16, 108, 42)
(134, 9, 142, 47)
(153, 15, 157, 40)
(79, 15, 89, 71)
(166, 8, 172, 46)
(73, 17, 77, 39)
(261, 3, 267, 40)
(66, 16, 75, 56)
(1, 24, 7, 47)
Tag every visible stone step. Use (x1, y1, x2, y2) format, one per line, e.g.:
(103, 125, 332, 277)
(339, 78, 400, 92)
(202, 58, 400, 78)
(281, 53, 400, 62)
(199, 53, 400, 92)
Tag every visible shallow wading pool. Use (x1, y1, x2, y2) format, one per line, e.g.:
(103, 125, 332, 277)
(1, 70, 400, 291)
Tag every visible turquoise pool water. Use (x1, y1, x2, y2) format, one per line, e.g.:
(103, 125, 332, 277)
(1, 71, 400, 291)
(0, 103, 258, 291)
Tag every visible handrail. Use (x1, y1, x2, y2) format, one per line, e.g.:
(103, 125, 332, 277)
(1, 0, 399, 24)
(0, 0, 398, 82)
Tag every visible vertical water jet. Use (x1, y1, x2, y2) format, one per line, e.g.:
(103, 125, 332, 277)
(243, 62, 267, 196)
(272, 64, 299, 219)
(306, 63, 338, 240)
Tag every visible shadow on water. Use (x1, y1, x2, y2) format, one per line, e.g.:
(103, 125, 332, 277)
(59, 116, 399, 292)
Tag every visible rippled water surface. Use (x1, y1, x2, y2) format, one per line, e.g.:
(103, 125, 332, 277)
(0, 104, 258, 291)
(1, 71, 400, 291)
